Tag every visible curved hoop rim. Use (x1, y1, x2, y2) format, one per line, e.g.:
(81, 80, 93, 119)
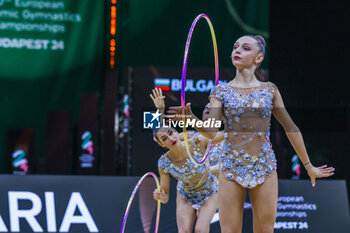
(120, 172, 161, 233)
(181, 13, 219, 165)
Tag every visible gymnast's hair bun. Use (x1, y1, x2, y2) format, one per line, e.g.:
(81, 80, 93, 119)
(255, 35, 266, 48)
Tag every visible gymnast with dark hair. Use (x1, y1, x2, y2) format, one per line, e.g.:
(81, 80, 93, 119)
(168, 35, 335, 233)
(149, 88, 222, 233)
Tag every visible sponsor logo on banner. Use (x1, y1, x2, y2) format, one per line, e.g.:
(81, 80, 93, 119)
(11, 149, 28, 175)
(154, 78, 227, 92)
(79, 131, 95, 168)
(0, 191, 98, 232)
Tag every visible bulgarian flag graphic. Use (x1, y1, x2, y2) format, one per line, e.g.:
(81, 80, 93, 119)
(154, 78, 170, 91)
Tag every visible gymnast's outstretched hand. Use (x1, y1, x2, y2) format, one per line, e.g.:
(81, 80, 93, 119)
(167, 103, 195, 121)
(150, 88, 165, 111)
(305, 164, 335, 187)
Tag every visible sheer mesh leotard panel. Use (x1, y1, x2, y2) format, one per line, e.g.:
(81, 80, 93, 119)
(209, 82, 277, 188)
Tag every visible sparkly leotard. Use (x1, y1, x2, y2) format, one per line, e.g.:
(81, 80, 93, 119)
(208, 141, 223, 177)
(158, 137, 218, 210)
(187, 130, 221, 167)
(210, 82, 277, 188)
